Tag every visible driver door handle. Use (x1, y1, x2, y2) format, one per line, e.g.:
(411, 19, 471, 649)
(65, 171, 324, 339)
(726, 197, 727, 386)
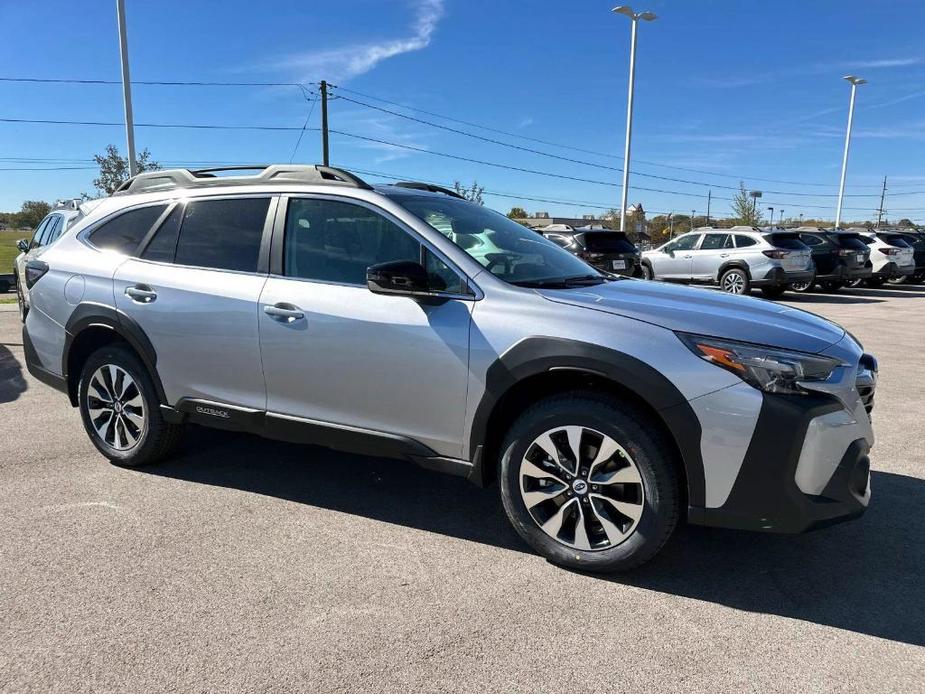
(125, 285, 157, 303)
(264, 303, 305, 321)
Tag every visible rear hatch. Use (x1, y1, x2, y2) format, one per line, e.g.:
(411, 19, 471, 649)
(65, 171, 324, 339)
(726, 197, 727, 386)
(577, 231, 639, 274)
(763, 232, 812, 273)
(878, 233, 915, 268)
(829, 233, 871, 271)
(899, 233, 925, 269)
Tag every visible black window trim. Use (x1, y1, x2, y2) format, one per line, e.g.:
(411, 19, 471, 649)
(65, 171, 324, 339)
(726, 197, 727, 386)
(269, 193, 480, 300)
(82, 194, 278, 276)
(30, 214, 55, 249)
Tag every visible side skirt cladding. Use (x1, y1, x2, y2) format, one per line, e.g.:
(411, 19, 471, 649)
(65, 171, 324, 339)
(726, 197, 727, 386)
(468, 337, 707, 508)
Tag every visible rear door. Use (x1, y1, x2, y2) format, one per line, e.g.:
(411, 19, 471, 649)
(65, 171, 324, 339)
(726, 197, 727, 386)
(112, 196, 273, 410)
(690, 233, 730, 279)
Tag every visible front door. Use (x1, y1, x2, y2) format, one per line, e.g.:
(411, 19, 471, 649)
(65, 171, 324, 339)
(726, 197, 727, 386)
(656, 233, 701, 280)
(690, 233, 731, 280)
(258, 196, 472, 458)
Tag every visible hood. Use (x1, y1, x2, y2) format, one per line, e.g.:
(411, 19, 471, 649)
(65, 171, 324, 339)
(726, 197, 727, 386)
(539, 279, 845, 353)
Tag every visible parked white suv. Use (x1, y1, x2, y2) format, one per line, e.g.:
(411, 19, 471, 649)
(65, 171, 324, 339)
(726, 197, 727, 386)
(641, 226, 814, 298)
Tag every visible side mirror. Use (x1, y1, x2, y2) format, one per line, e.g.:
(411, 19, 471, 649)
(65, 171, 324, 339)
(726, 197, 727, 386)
(16, 239, 29, 253)
(367, 260, 431, 297)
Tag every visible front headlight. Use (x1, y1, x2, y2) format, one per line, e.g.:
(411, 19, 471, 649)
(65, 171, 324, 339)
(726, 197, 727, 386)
(677, 333, 842, 395)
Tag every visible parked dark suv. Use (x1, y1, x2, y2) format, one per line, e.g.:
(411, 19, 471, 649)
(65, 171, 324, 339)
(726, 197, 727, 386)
(542, 226, 641, 277)
(895, 229, 925, 284)
(791, 227, 873, 292)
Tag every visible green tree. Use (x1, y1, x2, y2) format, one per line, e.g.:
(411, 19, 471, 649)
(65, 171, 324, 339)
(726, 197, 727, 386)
(507, 206, 528, 219)
(93, 144, 161, 195)
(12, 200, 51, 229)
(731, 182, 760, 226)
(453, 180, 484, 205)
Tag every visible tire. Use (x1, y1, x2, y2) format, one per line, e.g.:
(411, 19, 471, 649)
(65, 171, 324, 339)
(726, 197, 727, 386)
(845, 278, 864, 289)
(820, 281, 843, 292)
(789, 280, 814, 293)
(16, 278, 28, 323)
(498, 393, 680, 573)
(886, 275, 908, 286)
(78, 344, 183, 467)
(641, 263, 654, 281)
(719, 267, 750, 295)
(760, 286, 787, 299)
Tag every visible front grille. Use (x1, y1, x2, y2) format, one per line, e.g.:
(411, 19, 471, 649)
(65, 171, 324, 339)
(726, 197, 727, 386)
(856, 354, 877, 414)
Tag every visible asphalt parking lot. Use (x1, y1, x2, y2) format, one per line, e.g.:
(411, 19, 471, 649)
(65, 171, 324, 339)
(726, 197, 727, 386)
(1, 287, 923, 693)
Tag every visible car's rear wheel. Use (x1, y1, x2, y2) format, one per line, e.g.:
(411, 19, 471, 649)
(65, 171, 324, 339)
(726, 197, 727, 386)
(498, 393, 680, 573)
(846, 278, 865, 288)
(719, 268, 750, 295)
(641, 263, 654, 281)
(78, 344, 183, 467)
(886, 275, 908, 285)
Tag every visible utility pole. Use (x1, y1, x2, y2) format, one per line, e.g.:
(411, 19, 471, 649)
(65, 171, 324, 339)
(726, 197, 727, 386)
(876, 176, 887, 228)
(706, 190, 711, 226)
(320, 80, 330, 166)
(691, 209, 696, 232)
(116, 0, 137, 177)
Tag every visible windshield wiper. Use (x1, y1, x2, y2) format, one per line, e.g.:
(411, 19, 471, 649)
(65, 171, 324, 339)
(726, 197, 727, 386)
(511, 274, 607, 288)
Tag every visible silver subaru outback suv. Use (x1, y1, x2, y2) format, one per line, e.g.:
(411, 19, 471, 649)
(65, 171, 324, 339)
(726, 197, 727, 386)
(22, 165, 876, 572)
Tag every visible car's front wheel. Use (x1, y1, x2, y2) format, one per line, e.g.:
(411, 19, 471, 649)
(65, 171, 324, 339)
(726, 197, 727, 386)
(640, 263, 654, 280)
(789, 280, 814, 293)
(498, 393, 680, 573)
(78, 344, 183, 467)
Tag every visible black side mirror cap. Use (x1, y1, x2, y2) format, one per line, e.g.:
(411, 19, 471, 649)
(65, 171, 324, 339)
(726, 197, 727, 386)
(16, 239, 29, 253)
(367, 260, 431, 297)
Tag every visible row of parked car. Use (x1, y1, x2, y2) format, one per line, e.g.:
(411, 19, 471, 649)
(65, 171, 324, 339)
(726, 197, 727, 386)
(541, 224, 925, 298)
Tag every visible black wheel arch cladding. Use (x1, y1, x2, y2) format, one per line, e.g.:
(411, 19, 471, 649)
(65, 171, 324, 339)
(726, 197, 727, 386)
(470, 337, 706, 508)
(63, 302, 167, 407)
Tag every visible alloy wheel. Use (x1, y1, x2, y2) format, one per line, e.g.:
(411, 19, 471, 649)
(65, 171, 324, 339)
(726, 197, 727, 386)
(790, 281, 812, 292)
(86, 364, 146, 451)
(519, 425, 645, 551)
(721, 272, 746, 294)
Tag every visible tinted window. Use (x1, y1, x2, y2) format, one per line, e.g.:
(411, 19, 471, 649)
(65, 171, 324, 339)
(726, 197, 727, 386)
(91, 205, 168, 255)
(545, 233, 573, 248)
(424, 248, 464, 294)
(140, 206, 182, 263)
(669, 234, 701, 251)
(799, 234, 824, 246)
(285, 198, 420, 285)
(878, 234, 911, 248)
(700, 233, 729, 250)
(175, 198, 269, 272)
(764, 233, 809, 250)
(831, 234, 868, 251)
(582, 232, 635, 253)
(734, 235, 757, 248)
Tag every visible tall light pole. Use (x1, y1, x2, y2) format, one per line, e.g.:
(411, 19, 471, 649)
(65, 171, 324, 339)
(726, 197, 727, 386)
(835, 75, 866, 229)
(767, 207, 774, 227)
(779, 209, 785, 227)
(612, 6, 657, 232)
(116, 0, 137, 176)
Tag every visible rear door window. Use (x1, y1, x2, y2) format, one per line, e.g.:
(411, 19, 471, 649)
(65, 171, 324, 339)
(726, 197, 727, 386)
(174, 198, 270, 272)
(140, 205, 183, 263)
(90, 205, 169, 255)
(699, 234, 729, 250)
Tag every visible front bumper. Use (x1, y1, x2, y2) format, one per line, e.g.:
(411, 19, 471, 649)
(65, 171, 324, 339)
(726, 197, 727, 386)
(752, 267, 814, 288)
(689, 390, 872, 534)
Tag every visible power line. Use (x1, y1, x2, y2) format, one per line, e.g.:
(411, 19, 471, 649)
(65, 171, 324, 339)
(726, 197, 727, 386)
(2, 117, 925, 212)
(0, 76, 312, 88)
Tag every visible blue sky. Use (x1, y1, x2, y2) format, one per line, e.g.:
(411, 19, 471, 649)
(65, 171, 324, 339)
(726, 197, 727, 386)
(2, 0, 924, 223)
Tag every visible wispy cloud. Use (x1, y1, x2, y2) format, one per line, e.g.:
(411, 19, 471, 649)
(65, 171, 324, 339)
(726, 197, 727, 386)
(839, 57, 922, 69)
(517, 116, 534, 129)
(693, 75, 770, 89)
(278, 0, 444, 83)
(331, 108, 430, 163)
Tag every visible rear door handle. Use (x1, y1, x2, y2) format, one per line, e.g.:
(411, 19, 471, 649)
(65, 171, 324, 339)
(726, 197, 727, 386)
(720, 253, 730, 258)
(125, 285, 157, 303)
(264, 303, 305, 321)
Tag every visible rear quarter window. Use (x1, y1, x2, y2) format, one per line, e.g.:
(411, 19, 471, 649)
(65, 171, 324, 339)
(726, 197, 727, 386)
(733, 235, 757, 248)
(764, 233, 809, 250)
(89, 205, 168, 255)
(582, 232, 636, 253)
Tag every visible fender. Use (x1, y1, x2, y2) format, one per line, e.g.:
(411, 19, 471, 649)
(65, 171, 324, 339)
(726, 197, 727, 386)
(468, 337, 706, 507)
(716, 260, 751, 282)
(63, 302, 168, 406)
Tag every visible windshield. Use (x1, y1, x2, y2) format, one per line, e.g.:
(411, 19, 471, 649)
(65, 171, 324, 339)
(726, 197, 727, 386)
(392, 194, 605, 286)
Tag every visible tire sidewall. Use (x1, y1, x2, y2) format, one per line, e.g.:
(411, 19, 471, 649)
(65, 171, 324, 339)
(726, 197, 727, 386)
(499, 399, 676, 572)
(720, 268, 749, 295)
(78, 346, 158, 466)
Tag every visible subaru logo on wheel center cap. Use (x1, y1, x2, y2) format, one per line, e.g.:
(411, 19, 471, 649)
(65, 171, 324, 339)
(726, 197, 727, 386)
(572, 479, 588, 495)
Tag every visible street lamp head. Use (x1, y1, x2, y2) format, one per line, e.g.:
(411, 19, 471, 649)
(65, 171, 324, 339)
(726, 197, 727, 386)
(612, 6, 657, 20)
(843, 75, 867, 86)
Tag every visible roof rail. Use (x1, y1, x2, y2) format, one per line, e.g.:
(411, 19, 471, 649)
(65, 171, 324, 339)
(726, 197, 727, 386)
(392, 181, 466, 199)
(112, 164, 372, 196)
